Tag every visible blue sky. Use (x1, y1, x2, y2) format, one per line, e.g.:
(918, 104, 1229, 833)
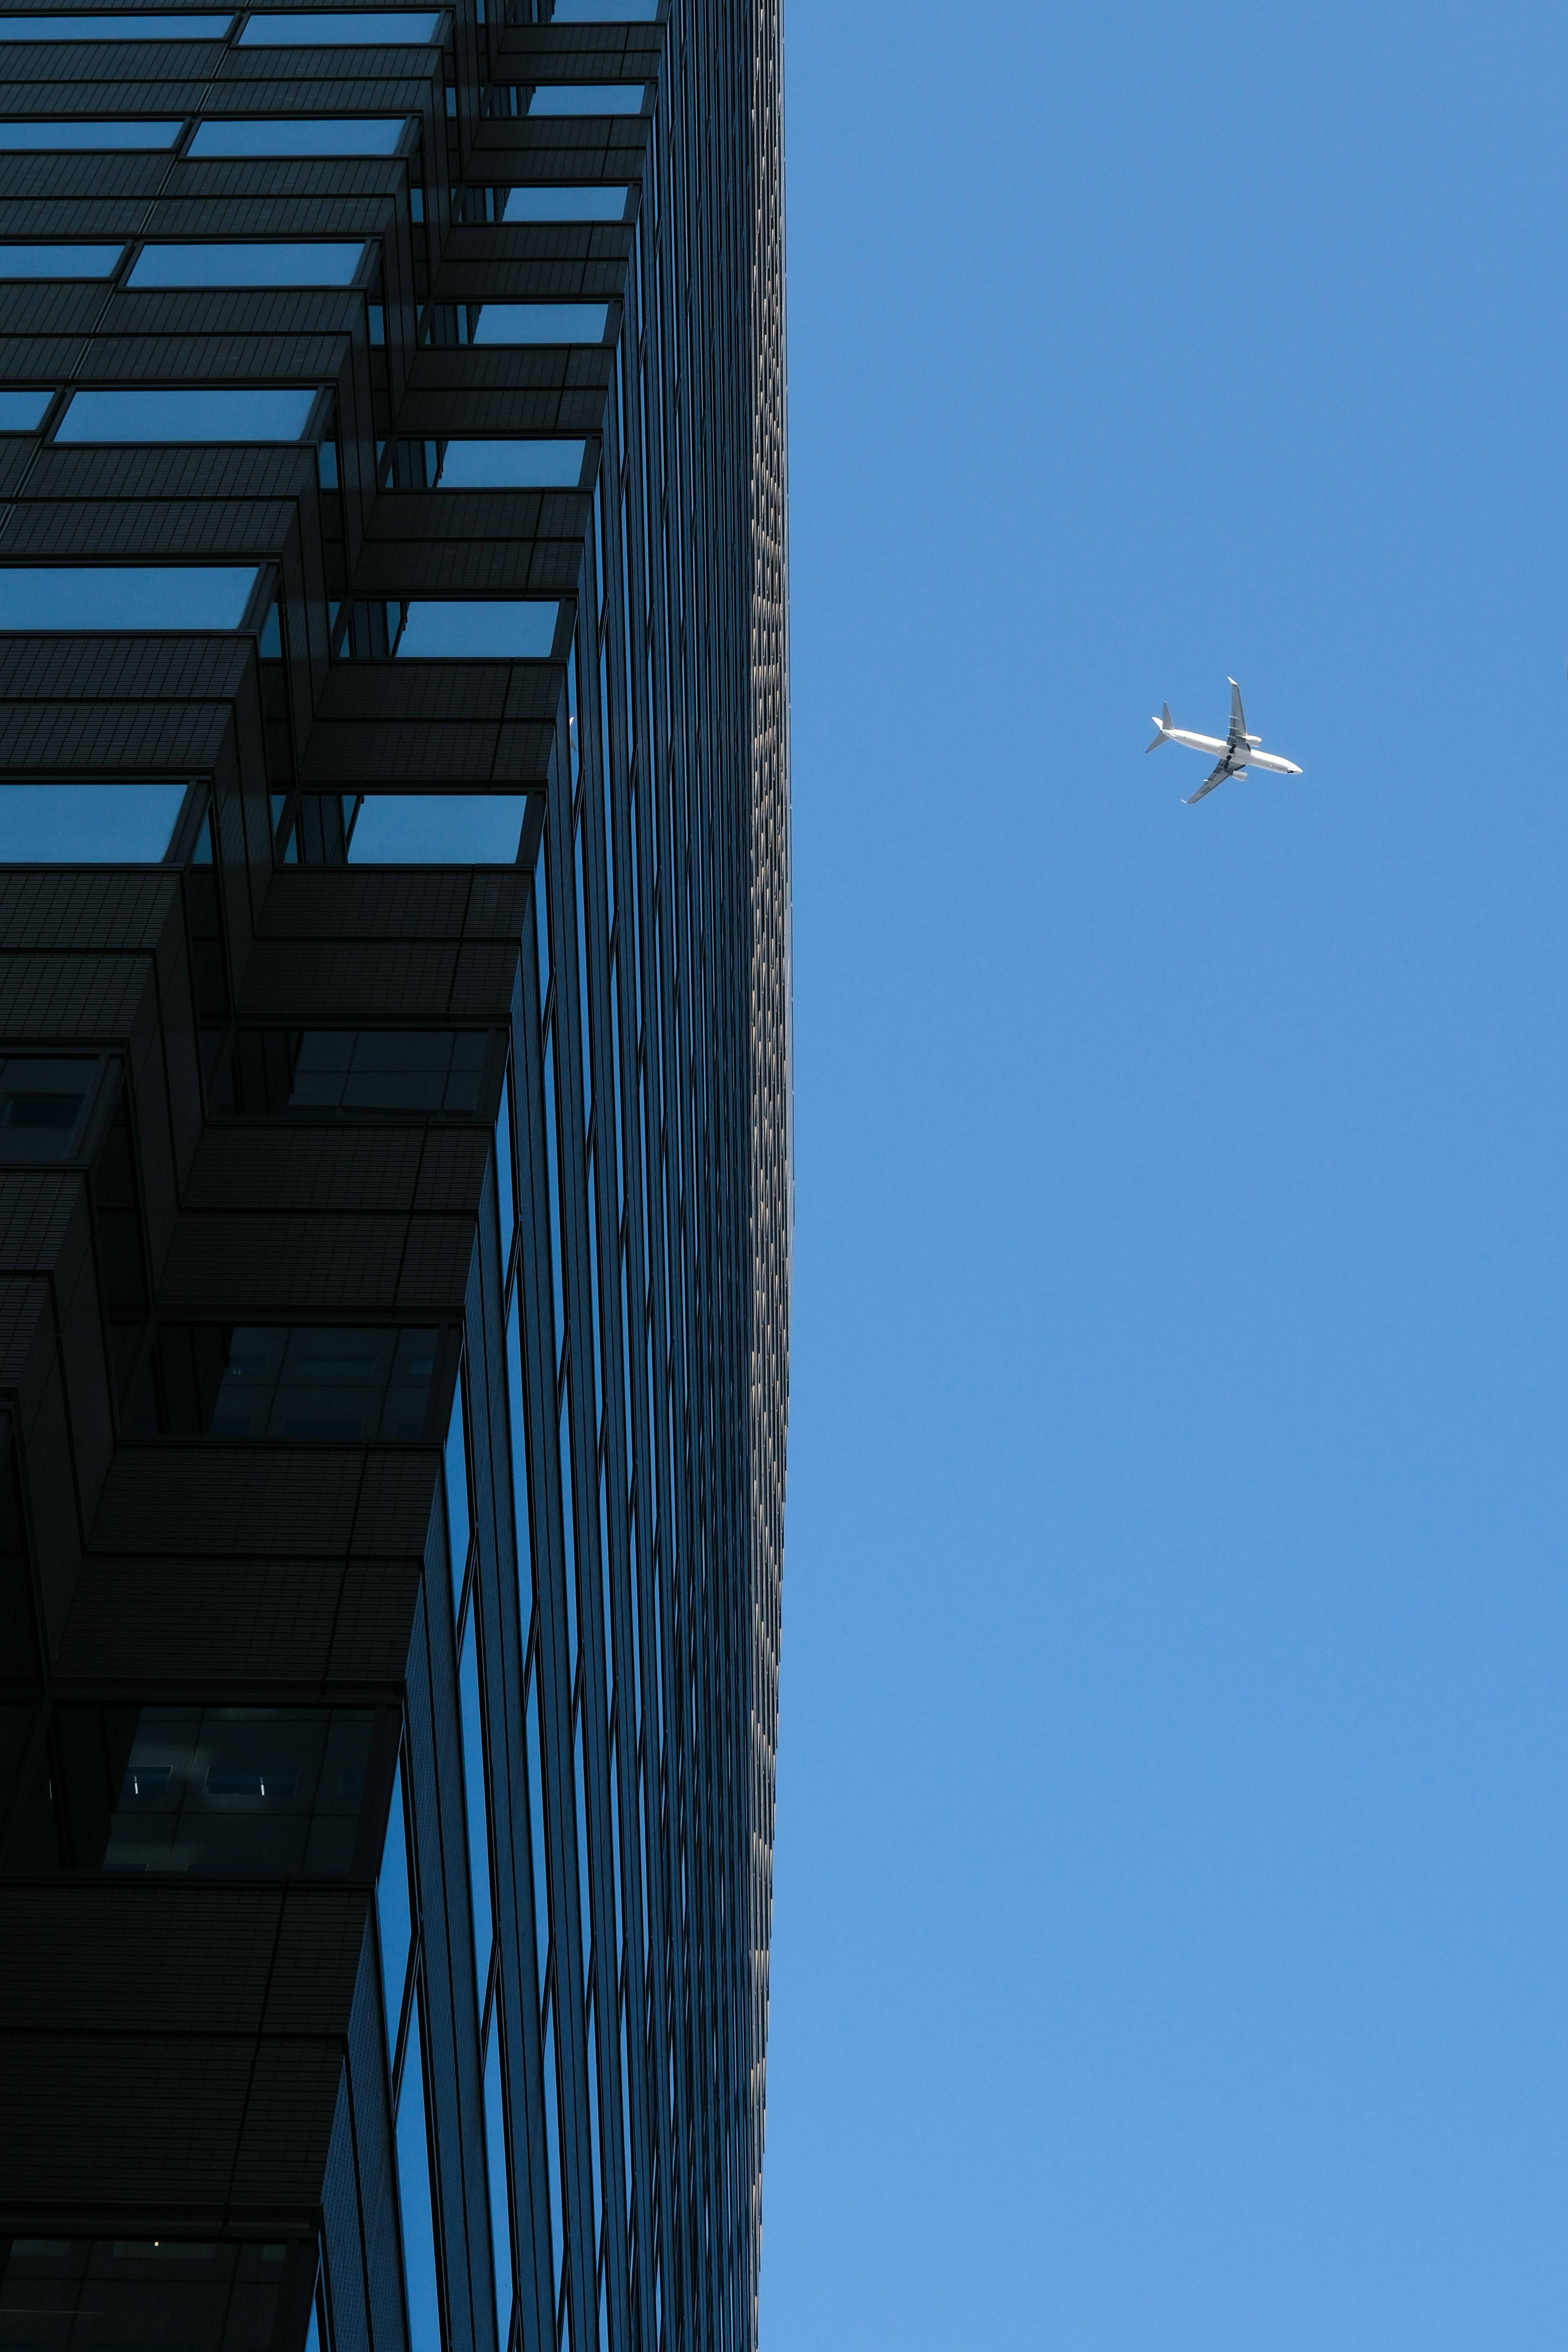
(761, 2, 1568, 2344)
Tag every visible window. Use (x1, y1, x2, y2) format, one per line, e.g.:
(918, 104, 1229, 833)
(127, 242, 366, 288)
(506, 1292, 532, 1632)
(0, 12, 232, 34)
(525, 83, 645, 116)
(394, 1999, 443, 2352)
(347, 796, 530, 865)
(380, 1745, 443, 2352)
(123, 1322, 445, 1440)
(55, 387, 319, 441)
(189, 115, 410, 156)
(495, 1067, 515, 1268)
(379, 1753, 413, 2055)
(0, 244, 124, 277)
(0, 565, 259, 629)
(239, 10, 441, 42)
(0, 2239, 313, 2352)
(434, 439, 586, 489)
(9, 1703, 378, 1876)
(481, 2027, 514, 2341)
(444, 1373, 471, 1611)
(0, 783, 193, 862)
(457, 1618, 492, 1994)
(471, 303, 609, 346)
(0, 390, 51, 432)
(503, 185, 627, 223)
(212, 1028, 492, 1117)
(0, 119, 183, 147)
(0, 1056, 98, 1158)
(396, 600, 558, 658)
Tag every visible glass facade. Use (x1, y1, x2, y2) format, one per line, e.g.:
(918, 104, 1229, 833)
(0, 7, 787, 2352)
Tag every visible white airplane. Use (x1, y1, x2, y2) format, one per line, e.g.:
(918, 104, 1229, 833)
(1146, 678, 1302, 805)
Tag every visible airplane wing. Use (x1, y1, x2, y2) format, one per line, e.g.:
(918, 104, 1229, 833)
(1226, 678, 1248, 751)
(1184, 760, 1229, 806)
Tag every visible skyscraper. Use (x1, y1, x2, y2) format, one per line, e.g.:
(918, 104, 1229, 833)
(0, 8, 789, 2352)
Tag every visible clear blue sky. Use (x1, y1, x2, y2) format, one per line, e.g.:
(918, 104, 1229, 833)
(761, 3, 1568, 2345)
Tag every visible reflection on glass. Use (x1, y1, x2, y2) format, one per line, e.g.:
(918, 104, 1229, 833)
(0, 2237, 303, 2352)
(123, 1322, 441, 1440)
(435, 439, 585, 489)
(189, 116, 408, 157)
(0, 1056, 97, 1157)
(212, 1028, 491, 1118)
(458, 1618, 492, 1998)
(445, 1379, 470, 1606)
(470, 304, 609, 346)
(56, 388, 318, 442)
(495, 1071, 514, 1266)
(379, 1755, 412, 2058)
(0, 14, 234, 36)
(506, 1293, 532, 1634)
(396, 600, 558, 658)
(526, 83, 645, 115)
(7, 1705, 375, 1876)
(502, 185, 627, 223)
(0, 120, 183, 147)
(0, 784, 192, 863)
(0, 243, 124, 276)
(347, 796, 529, 864)
(0, 566, 258, 629)
(0, 388, 52, 431)
(127, 242, 366, 288)
(394, 2002, 443, 2352)
(482, 2025, 514, 2341)
(239, 10, 441, 42)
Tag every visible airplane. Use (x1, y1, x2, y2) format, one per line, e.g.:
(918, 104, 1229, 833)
(1146, 678, 1302, 805)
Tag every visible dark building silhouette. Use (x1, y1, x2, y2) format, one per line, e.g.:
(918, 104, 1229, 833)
(0, 9, 789, 2352)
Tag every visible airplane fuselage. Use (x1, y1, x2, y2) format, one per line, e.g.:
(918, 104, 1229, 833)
(1161, 727, 1300, 776)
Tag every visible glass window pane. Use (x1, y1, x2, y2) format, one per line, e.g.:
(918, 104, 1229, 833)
(0, 120, 183, 147)
(0, 13, 234, 35)
(506, 1293, 532, 1637)
(396, 601, 559, 658)
(0, 782, 189, 862)
(434, 439, 585, 490)
(0, 244, 124, 277)
(444, 1378, 470, 1610)
(494, 1072, 514, 1270)
(347, 795, 528, 865)
(239, 11, 441, 42)
(471, 304, 608, 347)
(526, 84, 644, 116)
(0, 566, 258, 629)
(0, 390, 51, 432)
(502, 186, 626, 224)
(189, 116, 408, 156)
(378, 1757, 412, 2058)
(482, 2027, 514, 2341)
(128, 242, 366, 288)
(457, 1618, 492, 1995)
(394, 2000, 442, 2352)
(57, 388, 318, 442)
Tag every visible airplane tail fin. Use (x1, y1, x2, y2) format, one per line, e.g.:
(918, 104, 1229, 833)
(1145, 702, 1171, 753)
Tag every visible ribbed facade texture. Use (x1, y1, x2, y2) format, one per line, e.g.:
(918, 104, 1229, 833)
(0, 9, 790, 2352)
